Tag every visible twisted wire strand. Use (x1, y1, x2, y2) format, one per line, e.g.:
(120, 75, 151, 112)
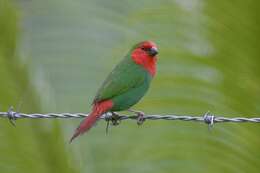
(1, 107, 260, 127)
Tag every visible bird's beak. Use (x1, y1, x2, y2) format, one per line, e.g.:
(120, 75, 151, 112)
(149, 47, 158, 56)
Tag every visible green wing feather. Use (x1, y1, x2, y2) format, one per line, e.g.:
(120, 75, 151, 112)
(93, 56, 146, 104)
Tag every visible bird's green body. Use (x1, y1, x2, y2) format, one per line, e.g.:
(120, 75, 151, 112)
(94, 54, 153, 111)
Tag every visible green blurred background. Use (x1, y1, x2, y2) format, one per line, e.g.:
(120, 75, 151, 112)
(0, 0, 260, 172)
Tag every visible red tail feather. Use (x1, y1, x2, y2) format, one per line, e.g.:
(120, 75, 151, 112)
(70, 100, 113, 142)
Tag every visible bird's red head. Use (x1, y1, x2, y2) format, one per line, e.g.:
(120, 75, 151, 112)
(136, 41, 158, 57)
(131, 41, 158, 77)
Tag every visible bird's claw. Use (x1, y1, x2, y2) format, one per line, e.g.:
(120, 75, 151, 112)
(105, 112, 121, 134)
(111, 112, 121, 126)
(136, 111, 145, 125)
(128, 109, 145, 125)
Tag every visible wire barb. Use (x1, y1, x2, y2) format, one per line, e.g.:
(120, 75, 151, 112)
(203, 111, 214, 126)
(7, 106, 17, 126)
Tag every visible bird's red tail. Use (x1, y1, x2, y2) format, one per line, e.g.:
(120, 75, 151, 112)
(70, 100, 113, 142)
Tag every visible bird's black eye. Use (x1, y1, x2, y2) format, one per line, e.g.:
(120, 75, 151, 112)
(141, 47, 148, 51)
(141, 46, 158, 56)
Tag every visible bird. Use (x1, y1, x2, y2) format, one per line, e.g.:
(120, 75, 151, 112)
(70, 41, 158, 142)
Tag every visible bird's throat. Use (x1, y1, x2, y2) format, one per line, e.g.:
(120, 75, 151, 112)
(131, 49, 157, 77)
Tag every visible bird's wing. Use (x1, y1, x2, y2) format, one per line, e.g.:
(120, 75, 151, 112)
(93, 60, 145, 104)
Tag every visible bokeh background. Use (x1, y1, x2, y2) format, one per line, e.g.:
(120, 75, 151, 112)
(0, 0, 260, 172)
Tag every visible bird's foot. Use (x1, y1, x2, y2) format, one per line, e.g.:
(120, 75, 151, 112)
(111, 112, 121, 126)
(128, 109, 145, 125)
(105, 112, 121, 134)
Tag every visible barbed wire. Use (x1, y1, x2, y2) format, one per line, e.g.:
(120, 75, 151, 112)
(1, 107, 260, 128)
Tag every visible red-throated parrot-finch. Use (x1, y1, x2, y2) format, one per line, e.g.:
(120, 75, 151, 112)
(70, 41, 158, 142)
